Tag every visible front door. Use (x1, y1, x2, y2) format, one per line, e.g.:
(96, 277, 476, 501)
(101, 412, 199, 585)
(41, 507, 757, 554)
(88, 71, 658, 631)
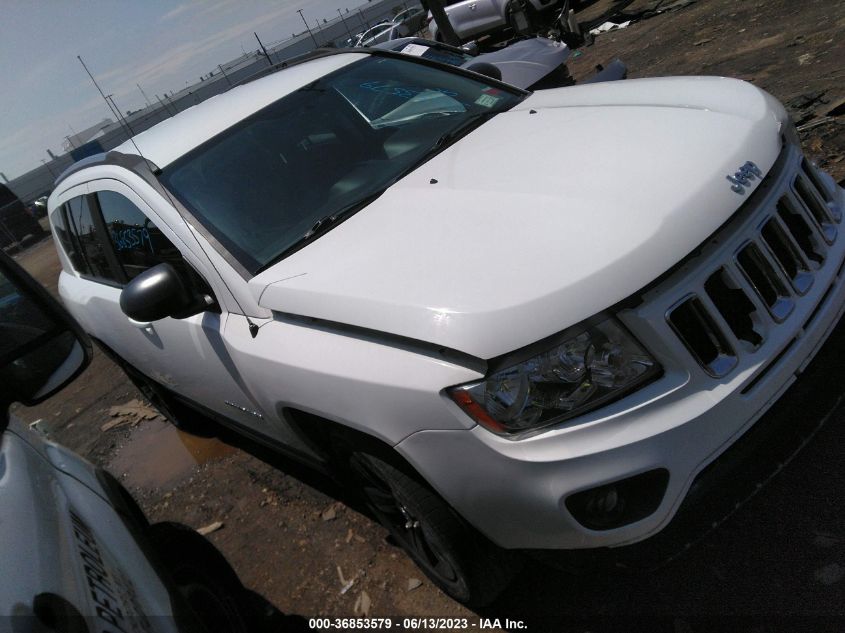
(55, 179, 268, 435)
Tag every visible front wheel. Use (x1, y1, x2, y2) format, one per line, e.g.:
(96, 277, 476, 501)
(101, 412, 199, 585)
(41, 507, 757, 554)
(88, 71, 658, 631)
(349, 452, 518, 606)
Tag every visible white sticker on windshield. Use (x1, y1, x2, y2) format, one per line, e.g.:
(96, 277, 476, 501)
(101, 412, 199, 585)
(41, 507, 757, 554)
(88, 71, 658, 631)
(475, 93, 501, 108)
(401, 43, 430, 57)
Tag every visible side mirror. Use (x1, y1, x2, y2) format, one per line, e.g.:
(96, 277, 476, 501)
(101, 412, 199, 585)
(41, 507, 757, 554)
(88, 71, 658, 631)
(0, 251, 92, 408)
(119, 263, 204, 322)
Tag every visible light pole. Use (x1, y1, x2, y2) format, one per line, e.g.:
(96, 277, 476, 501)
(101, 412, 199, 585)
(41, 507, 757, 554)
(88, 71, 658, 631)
(338, 9, 352, 39)
(297, 9, 319, 48)
(41, 159, 56, 178)
(218, 64, 232, 87)
(136, 83, 152, 108)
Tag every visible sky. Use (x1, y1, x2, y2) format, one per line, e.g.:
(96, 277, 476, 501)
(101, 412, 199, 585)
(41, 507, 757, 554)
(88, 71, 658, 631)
(0, 0, 374, 180)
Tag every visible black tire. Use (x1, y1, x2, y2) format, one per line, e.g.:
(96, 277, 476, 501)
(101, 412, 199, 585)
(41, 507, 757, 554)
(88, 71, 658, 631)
(148, 522, 248, 633)
(349, 452, 518, 606)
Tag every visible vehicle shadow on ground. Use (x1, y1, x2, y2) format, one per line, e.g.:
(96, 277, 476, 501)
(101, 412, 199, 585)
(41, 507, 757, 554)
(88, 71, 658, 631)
(479, 387, 845, 628)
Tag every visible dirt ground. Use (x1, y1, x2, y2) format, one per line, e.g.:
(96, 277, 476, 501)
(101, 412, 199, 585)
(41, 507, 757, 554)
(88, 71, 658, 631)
(9, 0, 845, 630)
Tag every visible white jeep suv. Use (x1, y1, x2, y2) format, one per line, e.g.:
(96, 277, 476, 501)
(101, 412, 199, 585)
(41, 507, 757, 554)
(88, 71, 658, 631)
(47, 49, 845, 605)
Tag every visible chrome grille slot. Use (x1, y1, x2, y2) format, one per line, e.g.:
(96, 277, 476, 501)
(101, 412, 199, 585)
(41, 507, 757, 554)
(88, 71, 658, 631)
(777, 196, 825, 267)
(801, 158, 834, 205)
(668, 297, 738, 377)
(736, 242, 794, 322)
(794, 171, 837, 243)
(665, 149, 842, 380)
(760, 218, 813, 295)
(704, 268, 763, 349)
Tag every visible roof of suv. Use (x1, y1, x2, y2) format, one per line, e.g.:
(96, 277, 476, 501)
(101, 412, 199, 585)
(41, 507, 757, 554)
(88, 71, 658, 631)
(114, 53, 365, 169)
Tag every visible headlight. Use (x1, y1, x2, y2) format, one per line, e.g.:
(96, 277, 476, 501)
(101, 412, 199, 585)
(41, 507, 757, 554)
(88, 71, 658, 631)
(448, 317, 661, 437)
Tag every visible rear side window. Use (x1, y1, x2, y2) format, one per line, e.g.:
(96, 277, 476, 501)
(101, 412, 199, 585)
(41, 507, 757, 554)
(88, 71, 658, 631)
(96, 190, 184, 281)
(65, 196, 116, 281)
(52, 206, 89, 274)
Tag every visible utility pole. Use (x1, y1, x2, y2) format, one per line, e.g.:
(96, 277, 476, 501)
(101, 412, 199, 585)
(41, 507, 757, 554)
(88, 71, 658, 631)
(218, 64, 232, 87)
(254, 31, 273, 66)
(427, 0, 460, 45)
(106, 93, 135, 137)
(41, 159, 56, 178)
(297, 9, 319, 48)
(136, 83, 152, 108)
(156, 94, 174, 116)
(338, 9, 352, 39)
(78, 55, 134, 139)
(78, 55, 122, 125)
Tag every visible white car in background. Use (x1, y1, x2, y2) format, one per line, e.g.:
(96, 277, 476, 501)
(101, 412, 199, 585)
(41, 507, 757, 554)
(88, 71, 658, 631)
(351, 22, 398, 47)
(47, 47, 845, 606)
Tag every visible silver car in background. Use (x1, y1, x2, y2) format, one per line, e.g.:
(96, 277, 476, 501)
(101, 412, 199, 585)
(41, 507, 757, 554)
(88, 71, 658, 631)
(378, 36, 626, 90)
(376, 36, 572, 89)
(351, 7, 428, 48)
(428, 0, 566, 42)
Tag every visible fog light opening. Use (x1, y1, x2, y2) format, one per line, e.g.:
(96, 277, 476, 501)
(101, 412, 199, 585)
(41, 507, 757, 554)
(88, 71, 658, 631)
(583, 485, 625, 528)
(566, 469, 670, 531)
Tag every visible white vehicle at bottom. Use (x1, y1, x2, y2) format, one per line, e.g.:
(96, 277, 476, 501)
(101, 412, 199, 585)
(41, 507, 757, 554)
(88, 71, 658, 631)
(0, 251, 251, 631)
(47, 48, 845, 605)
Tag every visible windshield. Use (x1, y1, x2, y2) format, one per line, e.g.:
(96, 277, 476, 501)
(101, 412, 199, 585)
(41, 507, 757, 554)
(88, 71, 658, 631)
(159, 55, 522, 274)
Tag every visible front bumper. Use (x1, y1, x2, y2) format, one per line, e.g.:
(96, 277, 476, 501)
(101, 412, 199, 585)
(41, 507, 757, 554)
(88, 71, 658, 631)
(397, 148, 845, 550)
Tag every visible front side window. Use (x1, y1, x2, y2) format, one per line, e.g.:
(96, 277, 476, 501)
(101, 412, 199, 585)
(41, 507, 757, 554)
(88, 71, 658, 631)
(55, 190, 214, 307)
(97, 190, 185, 281)
(160, 54, 522, 274)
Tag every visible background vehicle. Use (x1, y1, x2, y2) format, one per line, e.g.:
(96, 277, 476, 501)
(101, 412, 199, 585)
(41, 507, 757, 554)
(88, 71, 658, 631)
(0, 250, 253, 632)
(392, 6, 427, 35)
(46, 48, 845, 606)
(0, 183, 46, 250)
(31, 195, 50, 218)
(428, 0, 566, 42)
(351, 22, 401, 47)
(379, 35, 626, 89)
(377, 36, 573, 88)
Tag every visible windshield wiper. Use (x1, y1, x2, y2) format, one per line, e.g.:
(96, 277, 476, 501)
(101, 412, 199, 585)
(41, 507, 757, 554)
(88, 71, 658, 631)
(256, 190, 386, 273)
(301, 188, 387, 242)
(302, 213, 342, 240)
(430, 111, 496, 154)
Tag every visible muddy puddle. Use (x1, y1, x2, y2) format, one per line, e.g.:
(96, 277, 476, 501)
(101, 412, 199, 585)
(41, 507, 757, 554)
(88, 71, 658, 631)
(109, 418, 235, 490)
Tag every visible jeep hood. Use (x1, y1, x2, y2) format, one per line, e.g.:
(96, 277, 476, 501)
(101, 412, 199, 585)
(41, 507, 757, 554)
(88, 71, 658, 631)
(250, 77, 787, 359)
